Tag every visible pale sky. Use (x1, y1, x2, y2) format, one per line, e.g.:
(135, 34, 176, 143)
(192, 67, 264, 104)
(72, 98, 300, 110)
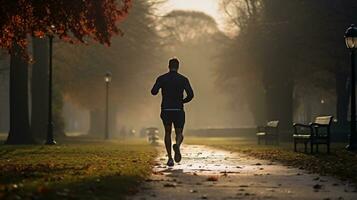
(156, 0, 229, 34)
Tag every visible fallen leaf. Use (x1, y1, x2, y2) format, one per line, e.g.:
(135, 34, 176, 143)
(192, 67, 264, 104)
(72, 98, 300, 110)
(239, 185, 249, 187)
(206, 176, 218, 181)
(153, 171, 164, 175)
(313, 184, 323, 190)
(37, 185, 50, 194)
(163, 183, 176, 187)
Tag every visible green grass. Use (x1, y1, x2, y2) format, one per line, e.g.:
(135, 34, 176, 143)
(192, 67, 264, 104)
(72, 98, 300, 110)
(0, 139, 157, 200)
(186, 137, 357, 184)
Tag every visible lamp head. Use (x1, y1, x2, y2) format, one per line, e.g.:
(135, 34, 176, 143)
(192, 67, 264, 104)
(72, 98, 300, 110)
(345, 24, 357, 49)
(105, 71, 112, 83)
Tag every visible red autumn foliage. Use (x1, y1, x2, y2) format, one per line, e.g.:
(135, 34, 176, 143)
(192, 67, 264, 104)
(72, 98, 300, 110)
(0, 0, 132, 56)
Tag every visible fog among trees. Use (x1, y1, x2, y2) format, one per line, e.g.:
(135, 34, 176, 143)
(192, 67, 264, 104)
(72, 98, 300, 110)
(0, 0, 357, 139)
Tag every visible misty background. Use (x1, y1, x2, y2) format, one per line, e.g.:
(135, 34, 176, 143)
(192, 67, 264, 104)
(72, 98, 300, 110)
(0, 0, 356, 139)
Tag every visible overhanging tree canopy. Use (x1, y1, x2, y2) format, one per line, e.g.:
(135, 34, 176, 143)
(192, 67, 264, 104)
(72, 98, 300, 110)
(0, 0, 131, 56)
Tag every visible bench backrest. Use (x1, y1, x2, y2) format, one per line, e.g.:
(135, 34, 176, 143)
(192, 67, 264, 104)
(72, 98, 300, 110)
(314, 116, 333, 125)
(267, 120, 279, 128)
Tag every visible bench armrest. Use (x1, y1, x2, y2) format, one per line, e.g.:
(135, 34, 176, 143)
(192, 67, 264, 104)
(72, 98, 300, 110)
(310, 122, 330, 127)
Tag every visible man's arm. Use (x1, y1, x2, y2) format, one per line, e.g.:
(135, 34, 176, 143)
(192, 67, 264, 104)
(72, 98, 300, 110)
(151, 77, 161, 95)
(183, 78, 194, 103)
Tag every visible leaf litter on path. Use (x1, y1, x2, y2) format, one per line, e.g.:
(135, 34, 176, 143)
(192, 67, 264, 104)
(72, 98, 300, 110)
(206, 176, 219, 181)
(130, 144, 357, 200)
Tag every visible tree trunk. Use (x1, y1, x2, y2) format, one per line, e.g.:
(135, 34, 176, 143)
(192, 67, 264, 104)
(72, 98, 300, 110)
(306, 97, 312, 123)
(88, 109, 105, 136)
(31, 37, 49, 140)
(88, 107, 118, 138)
(53, 86, 66, 138)
(336, 71, 350, 126)
(6, 44, 33, 144)
(265, 82, 293, 131)
(108, 107, 118, 137)
(248, 88, 267, 126)
(279, 82, 293, 130)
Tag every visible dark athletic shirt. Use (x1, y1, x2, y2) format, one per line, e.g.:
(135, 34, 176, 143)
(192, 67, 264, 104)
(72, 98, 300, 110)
(151, 71, 194, 110)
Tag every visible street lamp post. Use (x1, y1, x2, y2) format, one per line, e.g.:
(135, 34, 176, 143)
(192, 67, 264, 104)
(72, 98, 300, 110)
(46, 25, 56, 145)
(345, 24, 357, 151)
(104, 71, 112, 140)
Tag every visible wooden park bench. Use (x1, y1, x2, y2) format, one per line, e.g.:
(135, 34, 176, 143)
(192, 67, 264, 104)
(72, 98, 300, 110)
(293, 116, 333, 153)
(256, 120, 279, 145)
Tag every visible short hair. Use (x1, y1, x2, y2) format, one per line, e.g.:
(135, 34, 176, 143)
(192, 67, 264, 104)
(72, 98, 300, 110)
(169, 58, 179, 70)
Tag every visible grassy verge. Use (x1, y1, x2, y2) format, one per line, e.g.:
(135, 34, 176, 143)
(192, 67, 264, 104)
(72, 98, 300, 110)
(0, 139, 156, 200)
(186, 137, 357, 184)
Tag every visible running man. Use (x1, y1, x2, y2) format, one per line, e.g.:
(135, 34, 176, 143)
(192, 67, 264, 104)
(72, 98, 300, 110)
(151, 58, 194, 166)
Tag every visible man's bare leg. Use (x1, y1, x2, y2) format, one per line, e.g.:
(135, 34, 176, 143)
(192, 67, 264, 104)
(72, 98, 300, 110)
(164, 125, 174, 166)
(175, 128, 184, 147)
(173, 127, 183, 163)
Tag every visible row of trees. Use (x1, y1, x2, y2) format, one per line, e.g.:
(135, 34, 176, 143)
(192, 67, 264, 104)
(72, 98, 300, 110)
(54, 0, 162, 137)
(158, 10, 242, 127)
(4, 0, 356, 141)
(2, 0, 227, 141)
(217, 0, 357, 129)
(0, 0, 132, 144)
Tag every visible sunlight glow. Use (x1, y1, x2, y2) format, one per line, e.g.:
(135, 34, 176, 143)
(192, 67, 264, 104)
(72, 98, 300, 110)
(157, 0, 227, 34)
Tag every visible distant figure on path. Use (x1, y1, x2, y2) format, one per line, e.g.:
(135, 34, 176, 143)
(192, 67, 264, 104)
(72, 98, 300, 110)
(151, 58, 194, 167)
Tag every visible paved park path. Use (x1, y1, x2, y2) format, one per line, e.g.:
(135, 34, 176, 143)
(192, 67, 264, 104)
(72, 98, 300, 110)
(129, 145, 357, 200)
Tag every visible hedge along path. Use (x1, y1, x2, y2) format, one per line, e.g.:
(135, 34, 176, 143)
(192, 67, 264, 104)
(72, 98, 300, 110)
(130, 144, 357, 200)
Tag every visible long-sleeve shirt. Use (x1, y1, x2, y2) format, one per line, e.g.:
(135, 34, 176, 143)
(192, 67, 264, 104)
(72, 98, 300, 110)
(151, 71, 194, 110)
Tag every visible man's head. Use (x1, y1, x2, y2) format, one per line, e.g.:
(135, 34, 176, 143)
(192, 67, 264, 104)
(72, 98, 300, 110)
(168, 58, 179, 71)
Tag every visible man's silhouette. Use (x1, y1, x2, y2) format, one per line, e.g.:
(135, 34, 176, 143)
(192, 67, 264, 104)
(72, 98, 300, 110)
(151, 58, 194, 166)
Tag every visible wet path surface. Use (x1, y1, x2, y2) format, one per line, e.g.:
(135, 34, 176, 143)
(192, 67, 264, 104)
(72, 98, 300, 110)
(129, 145, 357, 200)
